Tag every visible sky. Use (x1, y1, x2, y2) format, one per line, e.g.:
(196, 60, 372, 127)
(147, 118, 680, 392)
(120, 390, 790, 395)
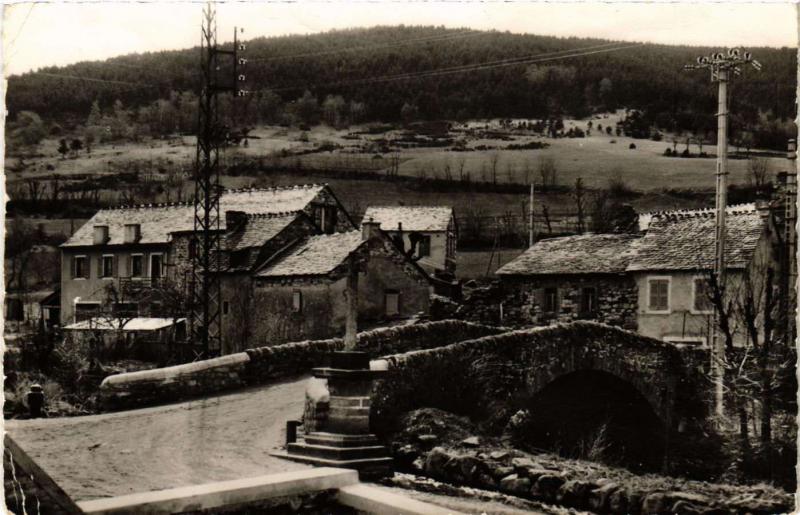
(2, 1, 797, 77)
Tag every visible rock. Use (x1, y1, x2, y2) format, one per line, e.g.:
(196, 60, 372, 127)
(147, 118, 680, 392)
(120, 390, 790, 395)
(511, 456, 536, 470)
(490, 465, 515, 479)
(456, 455, 485, 484)
(556, 480, 597, 509)
(588, 481, 619, 512)
(461, 436, 480, 447)
(417, 433, 438, 443)
(643, 492, 712, 514)
(423, 447, 454, 478)
(671, 500, 703, 515)
(489, 450, 509, 460)
(499, 474, 531, 495)
(524, 468, 551, 482)
(609, 488, 629, 514)
(532, 474, 565, 502)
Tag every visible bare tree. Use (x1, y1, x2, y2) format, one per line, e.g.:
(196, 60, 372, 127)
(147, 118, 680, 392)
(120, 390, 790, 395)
(747, 158, 771, 191)
(538, 156, 558, 188)
(573, 178, 586, 233)
(489, 152, 500, 185)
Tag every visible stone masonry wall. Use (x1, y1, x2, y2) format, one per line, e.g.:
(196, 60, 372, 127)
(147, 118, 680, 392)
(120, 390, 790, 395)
(100, 320, 504, 410)
(458, 276, 637, 330)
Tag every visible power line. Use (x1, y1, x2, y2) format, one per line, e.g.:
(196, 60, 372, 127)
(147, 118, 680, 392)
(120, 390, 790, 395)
(273, 41, 639, 93)
(32, 71, 158, 90)
(6, 3, 35, 54)
(250, 29, 486, 62)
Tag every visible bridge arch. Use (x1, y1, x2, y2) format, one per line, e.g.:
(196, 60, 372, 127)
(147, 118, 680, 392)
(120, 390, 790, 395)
(373, 321, 707, 469)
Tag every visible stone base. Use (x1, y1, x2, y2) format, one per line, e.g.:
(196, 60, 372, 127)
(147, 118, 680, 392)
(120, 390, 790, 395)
(275, 432, 392, 480)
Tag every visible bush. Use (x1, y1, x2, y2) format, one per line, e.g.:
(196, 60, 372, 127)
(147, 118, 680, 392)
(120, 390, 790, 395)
(664, 148, 673, 156)
(629, 143, 636, 150)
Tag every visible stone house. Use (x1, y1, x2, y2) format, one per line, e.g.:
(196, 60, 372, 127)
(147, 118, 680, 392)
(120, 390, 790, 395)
(59, 184, 355, 328)
(221, 221, 431, 351)
(628, 204, 777, 347)
(495, 233, 639, 329)
(362, 206, 457, 274)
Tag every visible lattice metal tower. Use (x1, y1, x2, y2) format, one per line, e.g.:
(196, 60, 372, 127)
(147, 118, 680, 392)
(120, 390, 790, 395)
(190, 3, 247, 357)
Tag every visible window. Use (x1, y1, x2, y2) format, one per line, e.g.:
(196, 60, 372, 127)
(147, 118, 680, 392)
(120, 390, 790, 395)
(580, 287, 598, 316)
(692, 277, 713, 314)
(292, 291, 303, 313)
(113, 302, 138, 317)
(150, 253, 163, 279)
(74, 302, 100, 322)
(230, 250, 250, 268)
(647, 277, 671, 313)
(385, 291, 400, 317)
(543, 287, 558, 313)
(101, 255, 115, 279)
(188, 239, 197, 259)
(417, 235, 431, 258)
(130, 254, 144, 278)
(223, 301, 230, 315)
(73, 256, 88, 279)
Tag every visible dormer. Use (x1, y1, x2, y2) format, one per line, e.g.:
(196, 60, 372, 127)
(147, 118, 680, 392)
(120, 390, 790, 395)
(124, 223, 141, 244)
(93, 225, 109, 245)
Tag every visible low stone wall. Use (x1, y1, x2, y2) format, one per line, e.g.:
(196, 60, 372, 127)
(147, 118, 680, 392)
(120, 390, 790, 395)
(100, 353, 251, 410)
(100, 320, 503, 410)
(418, 445, 792, 515)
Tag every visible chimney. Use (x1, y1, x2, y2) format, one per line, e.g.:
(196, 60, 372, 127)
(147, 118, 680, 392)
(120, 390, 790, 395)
(362, 218, 381, 241)
(93, 225, 109, 245)
(225, 211, 247, 231)
(123, 223, 141, 243)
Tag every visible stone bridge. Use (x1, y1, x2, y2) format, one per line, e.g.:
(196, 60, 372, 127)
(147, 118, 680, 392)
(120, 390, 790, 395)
(370, 321, 710, 470)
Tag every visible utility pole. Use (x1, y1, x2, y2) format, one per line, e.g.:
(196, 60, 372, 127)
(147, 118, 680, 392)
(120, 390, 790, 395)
(528, 181, 535, 247)
(190, 3, 248, 358)
(685, 48, 761, 418)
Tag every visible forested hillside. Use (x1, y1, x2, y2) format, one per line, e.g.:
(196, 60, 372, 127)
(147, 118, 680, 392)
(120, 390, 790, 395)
(6, 26, 796, 149)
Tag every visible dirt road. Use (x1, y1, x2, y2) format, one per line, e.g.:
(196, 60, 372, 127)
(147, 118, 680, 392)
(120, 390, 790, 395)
(6, 375, 311, 501)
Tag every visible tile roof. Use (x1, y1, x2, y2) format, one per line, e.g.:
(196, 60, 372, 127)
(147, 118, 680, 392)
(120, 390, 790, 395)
(227, 212, 302, 251)
(363, 206, 453, 232)
(256, 231, 365, 278)
(62, 184, 326, 247)
(627, 205, 766, 272)
(637, 203, 756, 231)
(497, 233, 641, 276)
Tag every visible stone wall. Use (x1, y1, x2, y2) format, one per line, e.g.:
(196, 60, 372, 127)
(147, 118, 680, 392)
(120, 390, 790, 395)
(456, 275, 637, 330)
(370, 322, 699, 438)
(100, 320, 503, 410)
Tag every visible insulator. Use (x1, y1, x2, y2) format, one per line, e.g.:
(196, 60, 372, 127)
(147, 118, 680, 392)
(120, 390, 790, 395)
(744, 51, 752, 60)
(238, 44, 246, 51)
(237, 90, 250, 97)
(238, 58, 247, 66)
(700, 56, 709, 64)
(697, 56, 704, 64)
(714, 52, 724, 60)
(238, 74, 246, 82)
(728, 48, 740, 58)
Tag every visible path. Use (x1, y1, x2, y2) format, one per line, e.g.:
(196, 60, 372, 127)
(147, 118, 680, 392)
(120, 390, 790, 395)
(5, 375, 311, 502)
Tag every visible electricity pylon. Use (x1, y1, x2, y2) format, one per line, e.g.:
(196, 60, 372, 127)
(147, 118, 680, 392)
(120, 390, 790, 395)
(190, 3, 247, 357)
(685, 48, 761, 417)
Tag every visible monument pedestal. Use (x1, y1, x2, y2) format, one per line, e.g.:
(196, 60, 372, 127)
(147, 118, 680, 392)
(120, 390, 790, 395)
(280, 351, 392, 479)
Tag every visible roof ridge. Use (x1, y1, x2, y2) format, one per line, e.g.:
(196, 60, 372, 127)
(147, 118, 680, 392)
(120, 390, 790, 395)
(366, 205, 453, 209)
(245, 210, 302, 219)
(105, 200, 194, 211)
(647, 203, 757, 222)
(224, 183, 326, 194)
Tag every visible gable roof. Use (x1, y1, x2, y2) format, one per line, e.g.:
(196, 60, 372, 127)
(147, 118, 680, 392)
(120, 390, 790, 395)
(497, 233, 641, 276)
(256, 231, 365, 278)
(62, 184, 328, 247)
(628, 205, 767, 272)
(226, 212, 304, 251)
(363, 206, 453, 232)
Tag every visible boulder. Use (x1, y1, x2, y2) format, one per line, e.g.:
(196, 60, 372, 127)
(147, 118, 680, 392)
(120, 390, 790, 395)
(532, 474, 565, 502)
(417, 434, 438, 444)
(557, 480, 597, 509)
(588, 481, 620, 512)
(511, 456, 536, 471)
(490, 465, 515, 479)
(489, 450, 509, 461)
(524, 468, 551, 483)
(643, 492, 711, 514)
(609, 488, 629, 514)
(461, 436, 480, 447)
(423, 447, 455, 478)
(499, 474, 531, 496)
(455, 455, 485, 484)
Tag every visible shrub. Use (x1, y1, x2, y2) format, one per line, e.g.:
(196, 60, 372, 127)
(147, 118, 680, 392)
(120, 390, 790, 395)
(664, 148, 673, 156)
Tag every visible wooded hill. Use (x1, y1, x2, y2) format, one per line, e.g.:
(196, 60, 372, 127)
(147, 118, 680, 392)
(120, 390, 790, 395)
(6, 26, 796, 149)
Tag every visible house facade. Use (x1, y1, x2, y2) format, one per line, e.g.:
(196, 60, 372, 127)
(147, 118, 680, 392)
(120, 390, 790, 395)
(628, 204, 776, 347)
(362, 206, 457, 274)
(221, 222, 431, 351)
(496, 233, 639, 329)
(60, 184, 356, 326)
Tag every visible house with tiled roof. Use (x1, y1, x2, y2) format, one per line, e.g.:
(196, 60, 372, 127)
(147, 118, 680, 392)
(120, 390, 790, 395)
(362, 206, 457, 274)
(496, 233, 640, 328)
(220, 221, 431, 349)
(494, 203, 779, 347)
(627, 204, 776, 346)
(59, 184, 355, 344)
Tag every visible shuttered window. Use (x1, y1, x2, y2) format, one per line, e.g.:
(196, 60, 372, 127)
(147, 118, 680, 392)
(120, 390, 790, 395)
(647, 278, 670, 313)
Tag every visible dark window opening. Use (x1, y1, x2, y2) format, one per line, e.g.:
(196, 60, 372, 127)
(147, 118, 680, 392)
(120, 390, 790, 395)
(223, 301, 230, 315)
(544, 287, 558, 313)
(417, 235, 431, 258)
(292, 291, 303, 313)
(150, 254, 163, 279)
(73, 256, 88, 279)
(101, 255, 114, 278)
(130, 255, 143, 278)
(385, 290, 400, 317)
(230, 250, 250, 268)
(580, 287, 598, 316)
